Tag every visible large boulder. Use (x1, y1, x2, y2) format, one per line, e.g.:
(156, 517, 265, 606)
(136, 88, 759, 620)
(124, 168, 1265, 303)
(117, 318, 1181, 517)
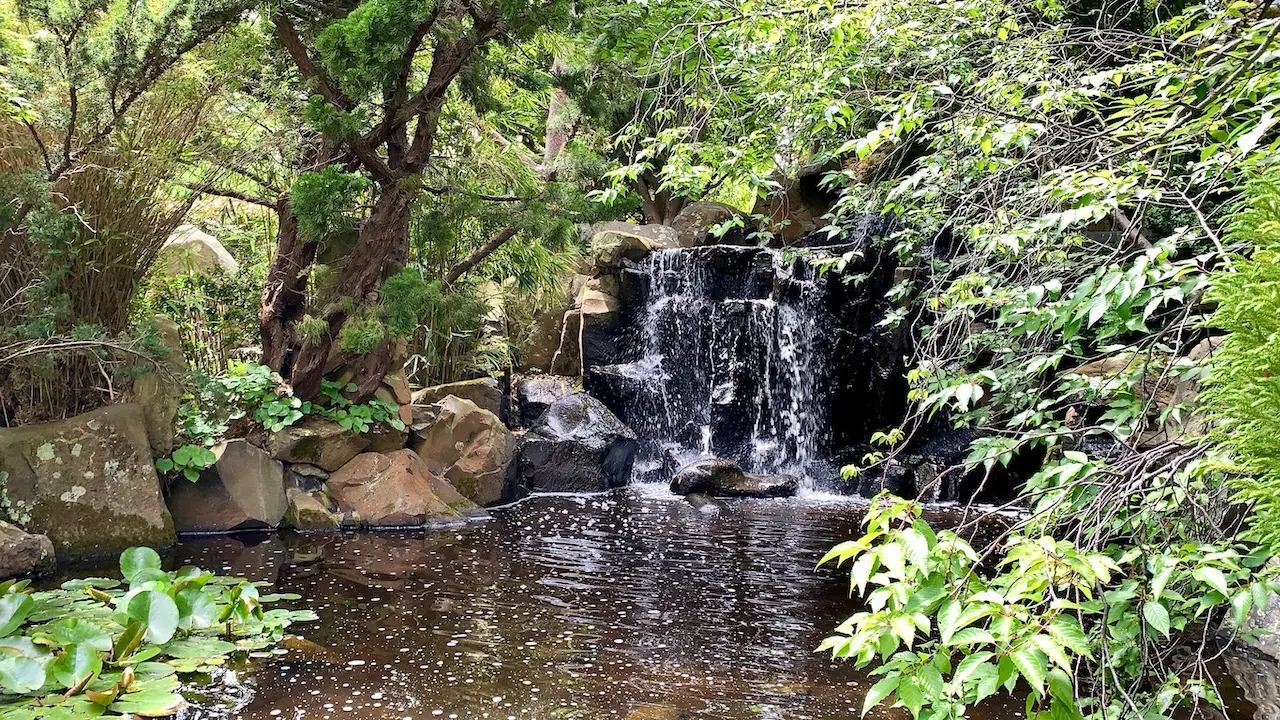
(130, 315, 185, 455)
(587, 222, 682, 249)
(671, 201, 751, 246)
(752, 165, 839, 242)
(515, 376, 578, 427)
(590, 229, 663, 273)
(266, 417, 370, 472)
(0, 404, 175, 558)
(167, 440, 287, 533)
(158, 225, 240, 275)
(412, 378, 503, 419)
(411, 396, 516, 507)
(517, 393, 639, 492)
(670, 458, 799, 498)
(327, 450, 464, 528)
(521, 274, 588, 374)
(0, 523, 54, 579)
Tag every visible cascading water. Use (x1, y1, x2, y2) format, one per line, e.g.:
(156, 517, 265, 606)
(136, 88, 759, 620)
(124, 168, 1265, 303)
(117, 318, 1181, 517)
(587, 246, 833, 488)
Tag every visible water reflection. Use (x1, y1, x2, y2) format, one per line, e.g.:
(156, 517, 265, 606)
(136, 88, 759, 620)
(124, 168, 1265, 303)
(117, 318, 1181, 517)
(165, 490, 925, 718)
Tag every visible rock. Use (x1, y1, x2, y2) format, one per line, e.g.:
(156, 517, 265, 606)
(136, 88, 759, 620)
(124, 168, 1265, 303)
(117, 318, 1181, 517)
(515, 375, 578, 427)
(158, 225, 240, 275)
(670, 458, 747, 496)
(578, 275, 620, 321)
(590, 229, 659, 273)
(587, 222, 682, 249)
(671, 201, 751, 246)
(282, 487, 342, 531)
(130, 315, 185, 455)
(423, 473, 491, 521)
(327, 450, 464, 528)
(168, 440, 287, 533)
(365, 421, 409, 453)
(288, 463, 329, 480)
(549, 309, 583, 377)
(670, 458, 798, 498)
(383, 374, 413, 405)
(266, 417, 370, 472)
(684, 493, 728, 515)
(0, 404, 175, 558)
(412, 378, 503, 419)
(852, 460, 914, 498)
(521, 274, 587, 374)
(517, 393, 639, 492)
(0, 522, 54, 579)
(752, 165, 839, 242)
(411, 396, 516, 507)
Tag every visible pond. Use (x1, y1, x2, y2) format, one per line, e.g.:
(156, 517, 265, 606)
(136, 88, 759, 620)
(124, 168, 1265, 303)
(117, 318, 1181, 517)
(63, 489, 1273, 719)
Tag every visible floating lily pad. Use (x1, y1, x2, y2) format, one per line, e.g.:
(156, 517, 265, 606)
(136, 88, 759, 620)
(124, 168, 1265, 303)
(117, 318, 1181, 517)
(125, 593, 178, 646)
(47, 621, 111, 653)
(0, 656, 45, 694)
(160, 638, 235, 660)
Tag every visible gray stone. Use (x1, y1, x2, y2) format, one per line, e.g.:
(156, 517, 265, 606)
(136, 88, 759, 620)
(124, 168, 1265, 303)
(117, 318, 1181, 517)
(365, 421, 409, 453)
(515, 375, 577, 427)
(282, 487, 342, 532)
(0, 522, 54, 579)
(0, 404, 174, 558)
(130, 315, 186, 455)
(587, 222, 681, 248)
(168, 440, 287, 533)
(266, 417, 370, 472)
(670, 458, 798, 498)
(517, 393, 639, 492)
(158, 225, 240, 275)
(590, 229, 659, 273)
(411, 396, 516, 507)
(411, 378, 503, 419)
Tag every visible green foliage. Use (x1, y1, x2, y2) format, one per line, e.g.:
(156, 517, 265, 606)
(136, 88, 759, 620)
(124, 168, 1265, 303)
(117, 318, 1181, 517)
(296, 315, 329, 346)
(153, 445, 217, 483)
(335, 312, 386, 354)
(1205, 172, 1280, 547)
(134, 266, 263, 375)
(821, 495, 1279, 720)
(317, 380, 405, 434)
(289, 167, 371, 243)
(379, 268, 437, 339)
(0, 547, 314, 718)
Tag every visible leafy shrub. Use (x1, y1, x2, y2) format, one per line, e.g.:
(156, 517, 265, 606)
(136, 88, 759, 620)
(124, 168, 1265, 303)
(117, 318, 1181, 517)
(1205, 172, 1280, 548)
(0, 546, 315, 717)
(820, 495, 1279, 720)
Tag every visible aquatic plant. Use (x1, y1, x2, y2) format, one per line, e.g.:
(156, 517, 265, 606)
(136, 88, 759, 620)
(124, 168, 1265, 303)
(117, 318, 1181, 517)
(0, 546, 315, 718)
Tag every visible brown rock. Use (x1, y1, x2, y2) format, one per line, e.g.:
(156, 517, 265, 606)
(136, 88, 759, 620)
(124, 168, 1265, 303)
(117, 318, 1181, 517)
(671, 201, 750, 246)
(590, 229, 658, 273)
(411, 378, 503, 419)
(328, 450, 463, 527)
(0, 404, 174, 558)
(168, 440, 287, 533)
(383, 374, 413, 405)
(0, 522, 54, 579)
(411, 396, 516, 506)
(266, 417, 370, 472)
(365, 421, 409, 453)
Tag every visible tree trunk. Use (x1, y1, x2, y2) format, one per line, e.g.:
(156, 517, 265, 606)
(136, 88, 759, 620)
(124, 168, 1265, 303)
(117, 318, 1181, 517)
(286, 184, 413, 401)
(259, 202, 315, 376)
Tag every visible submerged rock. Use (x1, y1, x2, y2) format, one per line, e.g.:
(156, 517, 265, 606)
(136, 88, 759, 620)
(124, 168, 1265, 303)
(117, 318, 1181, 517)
(169, 439, 287, 533)
(267, 417, 370, 472)
(670, 458, 799, 498)
(411, 396, 516, 507)
(282, 487, 342, 532)
(683, 493, 728, 515)
(518, 393, 639, 492)
(0, 403, 175, 558)
(327, 450, 464, 528)
(0, 522, 54, 579)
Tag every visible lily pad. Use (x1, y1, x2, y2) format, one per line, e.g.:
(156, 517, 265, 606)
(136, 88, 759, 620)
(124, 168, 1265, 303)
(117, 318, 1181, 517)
(0, 595, 33, 638)
(0, 655, 45, 694)
(47, 620, 111, 652)
(126, 593, 178, 646)
(118, 548, 162, 585)
(49, 643, 101, 690)
(160, 638, 236, 660)
(108, 689, 186, 717)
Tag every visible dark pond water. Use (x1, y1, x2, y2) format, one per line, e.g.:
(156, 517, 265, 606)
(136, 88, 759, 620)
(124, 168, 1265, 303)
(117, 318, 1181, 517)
(67, 488, 1277, 719)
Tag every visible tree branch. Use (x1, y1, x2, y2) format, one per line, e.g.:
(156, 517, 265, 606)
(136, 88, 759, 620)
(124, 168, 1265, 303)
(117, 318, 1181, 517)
(182, 183, 278, 209)
(444, 226, 518, 286)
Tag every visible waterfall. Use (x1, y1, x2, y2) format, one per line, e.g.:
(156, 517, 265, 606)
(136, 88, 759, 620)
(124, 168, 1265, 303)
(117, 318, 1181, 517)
(588, 246, 833, 487)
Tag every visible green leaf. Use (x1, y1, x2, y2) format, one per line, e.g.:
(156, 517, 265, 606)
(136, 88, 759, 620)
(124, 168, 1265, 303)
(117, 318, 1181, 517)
(1010, 646, 1048, 697)
(897, 678, 925, 718)
(50, 643, 102, 690)
(119, 548, 162, 584)
(0, 655, 45, 694)
(1193, 566, 1230, 596)
(49, 619, 112, 652)
(0, 595, 32, 637)
(175, 589, 219, 630)
(938, 600, 961, 643)
(108, 689, 186, 716)
(862, 675, 898, 715)
(161, 637, 236, 660)
(1142, 601, 1171, 637)
(126, 592, 179, 645)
